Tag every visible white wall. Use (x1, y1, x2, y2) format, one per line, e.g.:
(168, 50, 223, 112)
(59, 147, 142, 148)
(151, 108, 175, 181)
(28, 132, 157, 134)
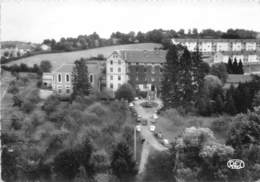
(216, 42, 229, 51)
(106, 52, 127, 91)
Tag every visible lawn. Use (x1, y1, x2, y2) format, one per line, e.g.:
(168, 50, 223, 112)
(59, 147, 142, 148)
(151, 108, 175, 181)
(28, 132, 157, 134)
(6, 43, 162, 70)
(155, 109, 226, 144)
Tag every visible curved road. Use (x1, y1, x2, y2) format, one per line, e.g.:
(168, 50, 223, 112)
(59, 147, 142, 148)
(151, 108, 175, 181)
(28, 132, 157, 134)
(133, 98, 167, 174)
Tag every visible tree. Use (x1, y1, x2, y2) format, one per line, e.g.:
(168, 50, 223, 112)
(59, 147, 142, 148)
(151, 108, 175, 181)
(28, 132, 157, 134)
(210, 63, 228, 83)
(253, 91, 260, 108)
(42, 95, 60, 114)
(39, 60, 52, 72)
(144, 151, 175, 182)
(227, 57, 233, 74)
(162, 44, 207, 110)
(225, 85, 237, 115)
(72, 58, 91, 98)
(111, 142, 137, 181)
(115, 83, 136, 102)
(53, 149, 80, 180)
(237, 59, 244, 74)
(232, 58, 238, 74)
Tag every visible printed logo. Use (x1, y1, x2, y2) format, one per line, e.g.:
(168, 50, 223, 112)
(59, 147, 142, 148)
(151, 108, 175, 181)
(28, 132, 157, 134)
(227, 159, 245, 169)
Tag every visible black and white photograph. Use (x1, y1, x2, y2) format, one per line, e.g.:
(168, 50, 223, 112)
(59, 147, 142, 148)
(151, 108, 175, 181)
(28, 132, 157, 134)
(1, 0, 260, 181)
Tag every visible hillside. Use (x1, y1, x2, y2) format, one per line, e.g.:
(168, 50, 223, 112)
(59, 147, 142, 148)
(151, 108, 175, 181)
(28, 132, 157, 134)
(6, 43, 162, 70)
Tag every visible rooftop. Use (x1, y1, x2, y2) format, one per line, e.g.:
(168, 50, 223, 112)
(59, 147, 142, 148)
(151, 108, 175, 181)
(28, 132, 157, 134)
(118, 50, 167, 63)
(172, 38, 260, 43)
(226, 74, 253, 84)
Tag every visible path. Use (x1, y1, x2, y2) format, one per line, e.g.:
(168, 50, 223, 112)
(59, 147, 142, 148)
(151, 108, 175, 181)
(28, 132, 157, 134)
(133, 98, 167, 174)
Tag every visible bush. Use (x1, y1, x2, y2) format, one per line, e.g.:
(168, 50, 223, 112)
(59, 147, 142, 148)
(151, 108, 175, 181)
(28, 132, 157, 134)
(42, 95, 60, 114)
(88, 102, 108, 116)
(210, 116, 231, 133)
(39, 60, 52, 72)
(21, 100, 35, 113)
(8, 84, 19, 94)
(115, 83, 136, 102)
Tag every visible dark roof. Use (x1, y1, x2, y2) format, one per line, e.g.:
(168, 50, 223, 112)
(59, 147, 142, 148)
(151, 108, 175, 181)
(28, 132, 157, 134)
(119, 50, 166, 63)
(226, 74, 252, 84)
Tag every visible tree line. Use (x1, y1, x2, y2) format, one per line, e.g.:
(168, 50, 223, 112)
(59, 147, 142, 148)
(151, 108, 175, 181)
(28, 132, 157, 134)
(42, 28, 258, 52)
(161, 44, 260, 116)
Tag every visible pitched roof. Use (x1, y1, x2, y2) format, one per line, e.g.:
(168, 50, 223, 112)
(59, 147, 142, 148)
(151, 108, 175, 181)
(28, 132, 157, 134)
(119, 50, 167, 63)
(53, 64, 74, 73)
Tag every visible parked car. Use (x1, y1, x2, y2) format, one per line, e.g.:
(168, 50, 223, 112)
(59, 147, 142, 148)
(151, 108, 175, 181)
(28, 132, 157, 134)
(129, 102, 134, 107)
(152, 113, 158, 119)
(141, 119, 148, 125)
(150, 125, 156, 132)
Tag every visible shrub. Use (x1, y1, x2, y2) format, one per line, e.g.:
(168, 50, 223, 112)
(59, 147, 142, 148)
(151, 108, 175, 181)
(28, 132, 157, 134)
(39, 60, 52, 72)
(21, 100, 35, 113)
(42, 95, 60, 114)
(88, 102, 108, 116)
(8, 84, 19, 94)
(115, 83, 136, 102)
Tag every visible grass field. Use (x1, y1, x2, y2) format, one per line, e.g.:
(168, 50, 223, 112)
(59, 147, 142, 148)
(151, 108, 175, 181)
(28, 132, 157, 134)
(6, 43, 162, 70)
(155, 109, 226, 144)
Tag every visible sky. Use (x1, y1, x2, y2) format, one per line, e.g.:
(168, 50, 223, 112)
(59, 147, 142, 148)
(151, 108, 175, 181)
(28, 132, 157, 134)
(1, 0, 260, 43)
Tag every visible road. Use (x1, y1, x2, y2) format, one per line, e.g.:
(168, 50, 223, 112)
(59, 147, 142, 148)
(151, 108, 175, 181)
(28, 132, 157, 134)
(133, 98, 167, 174)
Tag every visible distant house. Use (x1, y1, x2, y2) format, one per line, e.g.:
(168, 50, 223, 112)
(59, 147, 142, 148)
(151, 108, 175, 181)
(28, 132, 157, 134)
(224, 74, 253, 89)
(40, 44, 51, 51)
(42, 60, 105, 96)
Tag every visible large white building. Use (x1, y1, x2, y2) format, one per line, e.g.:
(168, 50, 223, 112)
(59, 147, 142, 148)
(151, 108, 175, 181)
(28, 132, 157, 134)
(172, 38, 260, 64)
(106, 50, 166, 92)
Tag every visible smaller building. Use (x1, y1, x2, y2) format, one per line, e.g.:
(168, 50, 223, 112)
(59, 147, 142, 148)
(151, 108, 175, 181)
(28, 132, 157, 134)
(42, 60, 105, 96)
(40, 44, 51, 51)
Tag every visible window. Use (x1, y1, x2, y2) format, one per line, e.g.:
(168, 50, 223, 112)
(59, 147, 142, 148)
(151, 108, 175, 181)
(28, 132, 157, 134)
(110, 83, 113, 89)
(118, 76, 121, 81)
(66, 89, 70, 94)
(144, 68, 147, 72)
(89, 74, 93, 83)
(118, 67, 121, 72)
(58, 89, 62, 94)
(66, 74, 70, 82)
(110, 68, 113, 72)
(58, 74, 62, 83)
(110, 75, 113, 80)
(110, 60, 113, 64)
(118, 60, 121, 65)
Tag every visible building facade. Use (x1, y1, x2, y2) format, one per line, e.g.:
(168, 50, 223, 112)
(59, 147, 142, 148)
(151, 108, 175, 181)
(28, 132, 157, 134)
(42, 60, 105, 96)
(106, 50, 166, 93)
(172, 38, 260, 65)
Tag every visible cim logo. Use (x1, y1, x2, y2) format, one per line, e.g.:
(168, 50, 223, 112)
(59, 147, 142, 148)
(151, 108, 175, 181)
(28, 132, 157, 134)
(227, 159, 245, 169)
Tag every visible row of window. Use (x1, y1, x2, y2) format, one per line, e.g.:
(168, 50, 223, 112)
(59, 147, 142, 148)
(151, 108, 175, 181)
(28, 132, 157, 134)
(110, 75, 121, 81)
(110, 83, 121, 89)
(110, 67, 121, 72)
(57, 74, 94, 83)
(110, 60, 122, 65)
(57, 74, 70, 83)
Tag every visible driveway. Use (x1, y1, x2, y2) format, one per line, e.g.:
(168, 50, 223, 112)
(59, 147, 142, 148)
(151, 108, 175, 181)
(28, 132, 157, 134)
(133, 98, 167, 173)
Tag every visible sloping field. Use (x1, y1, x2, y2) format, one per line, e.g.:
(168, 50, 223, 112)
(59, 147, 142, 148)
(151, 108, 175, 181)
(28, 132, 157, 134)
(7, 43, 162, 70)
